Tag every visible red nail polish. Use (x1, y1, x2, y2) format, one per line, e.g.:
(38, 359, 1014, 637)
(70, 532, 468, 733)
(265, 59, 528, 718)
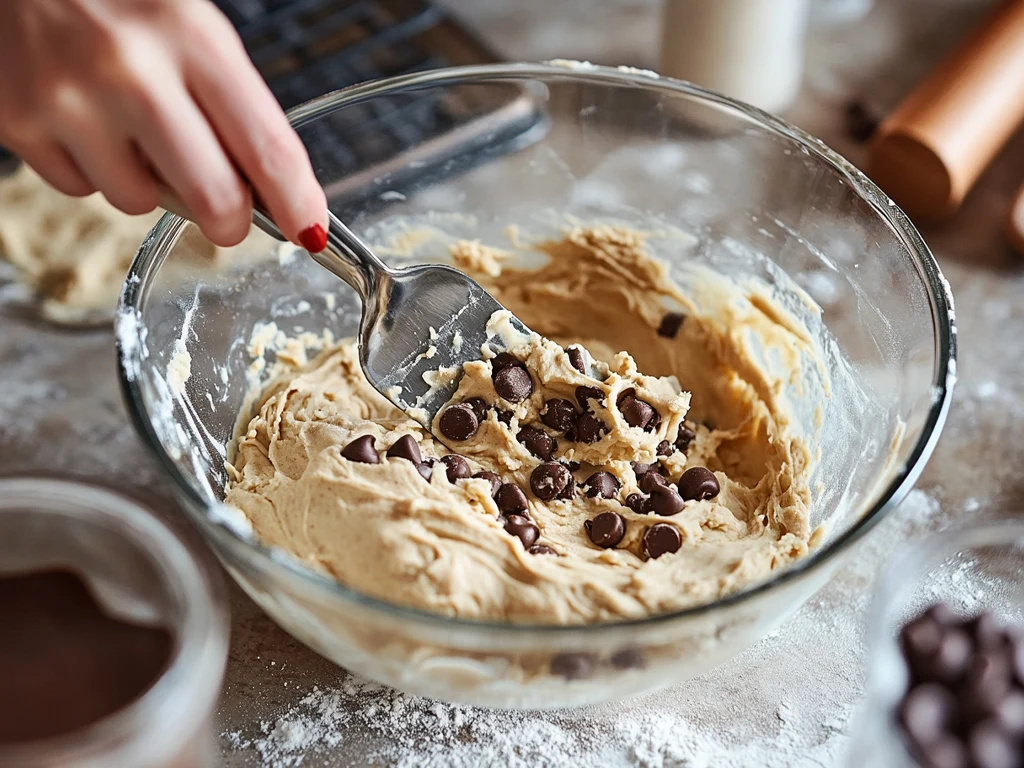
(298, 223, 327, 253)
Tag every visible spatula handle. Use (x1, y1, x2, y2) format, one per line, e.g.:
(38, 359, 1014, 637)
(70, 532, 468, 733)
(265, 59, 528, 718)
(306, 211, 392, 304)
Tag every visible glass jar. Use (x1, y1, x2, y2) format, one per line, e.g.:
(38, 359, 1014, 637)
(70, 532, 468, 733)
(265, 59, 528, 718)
(0, 477, 228, 768)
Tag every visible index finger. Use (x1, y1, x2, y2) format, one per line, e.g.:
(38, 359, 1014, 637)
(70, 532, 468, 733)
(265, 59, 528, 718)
(184, 22, 327, 248)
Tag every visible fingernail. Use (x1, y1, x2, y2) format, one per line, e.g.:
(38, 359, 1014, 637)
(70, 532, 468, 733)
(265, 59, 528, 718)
(298, 223, 327, 253)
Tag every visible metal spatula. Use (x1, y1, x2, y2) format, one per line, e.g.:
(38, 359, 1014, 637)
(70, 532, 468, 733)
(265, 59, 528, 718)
(252, 207, 531, 426)
(155, 180, 539, 428)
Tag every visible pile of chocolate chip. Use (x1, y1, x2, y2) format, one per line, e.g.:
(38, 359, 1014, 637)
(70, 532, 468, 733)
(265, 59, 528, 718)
(897, 603, 1024, 768)
(581, 456, 720, 560)
(345, 346, 725, 563)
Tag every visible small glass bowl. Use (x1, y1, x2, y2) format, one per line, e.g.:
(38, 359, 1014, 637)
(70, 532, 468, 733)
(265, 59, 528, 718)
(117, 63, 955, 708)
(851, 523, 1024, 767)
(0, 477, 228, 767)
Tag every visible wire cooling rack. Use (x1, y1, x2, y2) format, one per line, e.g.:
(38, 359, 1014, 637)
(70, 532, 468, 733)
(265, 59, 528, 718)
(217, 0, 496, 109)
(216, 0, 548, 194)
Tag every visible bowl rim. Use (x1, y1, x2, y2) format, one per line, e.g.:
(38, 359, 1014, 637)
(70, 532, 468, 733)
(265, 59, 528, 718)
(116, 61, 957, 638)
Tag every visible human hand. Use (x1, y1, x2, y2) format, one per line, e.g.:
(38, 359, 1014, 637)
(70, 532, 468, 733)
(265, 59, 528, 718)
(0, 0, 328, 250)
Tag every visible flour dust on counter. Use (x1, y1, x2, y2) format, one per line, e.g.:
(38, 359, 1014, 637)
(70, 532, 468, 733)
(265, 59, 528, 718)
(217, 489, 964, 768)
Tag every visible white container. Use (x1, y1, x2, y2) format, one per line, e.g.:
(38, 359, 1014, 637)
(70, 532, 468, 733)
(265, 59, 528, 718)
(659, 0, 811, 114)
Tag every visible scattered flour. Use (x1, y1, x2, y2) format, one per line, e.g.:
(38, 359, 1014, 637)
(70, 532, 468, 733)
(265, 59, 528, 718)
(219, 488, 966, 768)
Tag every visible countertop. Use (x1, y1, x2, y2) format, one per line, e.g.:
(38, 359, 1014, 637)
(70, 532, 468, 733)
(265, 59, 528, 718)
(2, 0, 1023, 765)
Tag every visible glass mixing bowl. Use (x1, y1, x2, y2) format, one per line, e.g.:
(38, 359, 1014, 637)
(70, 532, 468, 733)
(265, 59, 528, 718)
(116, 63, 956, 709)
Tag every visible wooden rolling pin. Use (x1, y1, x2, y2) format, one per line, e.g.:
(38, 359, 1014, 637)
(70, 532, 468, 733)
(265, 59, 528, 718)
(868, 0, 1024, 221)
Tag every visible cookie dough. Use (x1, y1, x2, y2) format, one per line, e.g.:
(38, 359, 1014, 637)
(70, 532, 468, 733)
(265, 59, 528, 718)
(0, 166, 227, 323)
(0, 167, 161, 322)
(225, 226, 817, 624)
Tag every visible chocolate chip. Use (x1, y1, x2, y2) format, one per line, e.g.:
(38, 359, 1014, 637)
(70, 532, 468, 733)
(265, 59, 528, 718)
(504, 514, 539, 549)
(416, 462, 433, 481)
(620, 396, 655, 429)
(530, 462, 573, 501)
(528, 544, 557, 556)
(900, 683, 958, 746)
(918, 735, 969, 768)
(644, 484, 685, 516)
(656, 440, 672, 457)
(902, 615, 944, 662)
(494, 366, 533, 403)
(386, 434, 422, 464)
(465, 397, 488, 424)
(518, 426, 557, 460)
(675, 423, 696, 452)
(625, 493, 645, 513)
(969, 649, 1013, 694)
(643, 523, 681, 559)
(677, 467, 720, 501)
(584, 471, 620, 499)
(496, 483, 528, 514)
(438, 404, 479, 441)
(610, 648, 645, 670)
(566, 346, 587, 374)
(495, 408, 513, 426)
(565, 460, 581, 471)
(490, 352, 521, 375)
(341, 435, 379, 464)
(575, 413, 607, 443)
(915, 629, 973, 685)
(646, 409, 662, 433)
(1013, 638, 1024, 687)
(968, 720, 1017, 768)
(638, 470, 668, 495)
(541, 398, 578, 433)
(557, 469, 577, 500)
(632, 461, 665, 477)
(995, 691, 1024, 736)
(585, 511, 626, 548)
(657, 312, 685, 339)
(928, 604, 960, 626)
(575, 385, 604, 409)
(550, 652, 595, 681)
(963, 680, 1007, 729)
(843, 99, 880, 143)
(962, 651, 1013, 725)
(970, 612, 1007, 650)
(617, 388, 636, 407)
(473, 470, 501, 498)
(440, 454, 472, 482)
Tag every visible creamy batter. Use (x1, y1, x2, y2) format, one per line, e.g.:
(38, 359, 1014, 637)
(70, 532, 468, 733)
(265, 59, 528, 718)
(225, 226, 817, 624)
(0, 166, 226, 323)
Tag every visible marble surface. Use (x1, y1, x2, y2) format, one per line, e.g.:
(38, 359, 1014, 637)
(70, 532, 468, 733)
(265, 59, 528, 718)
(2, 0, 1023, 765)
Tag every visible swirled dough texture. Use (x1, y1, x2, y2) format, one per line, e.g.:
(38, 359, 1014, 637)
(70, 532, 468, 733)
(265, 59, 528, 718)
(226, 226, 817, 624)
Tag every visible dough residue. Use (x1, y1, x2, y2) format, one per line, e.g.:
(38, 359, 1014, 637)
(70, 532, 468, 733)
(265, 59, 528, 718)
(225, 226, 819, 624)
